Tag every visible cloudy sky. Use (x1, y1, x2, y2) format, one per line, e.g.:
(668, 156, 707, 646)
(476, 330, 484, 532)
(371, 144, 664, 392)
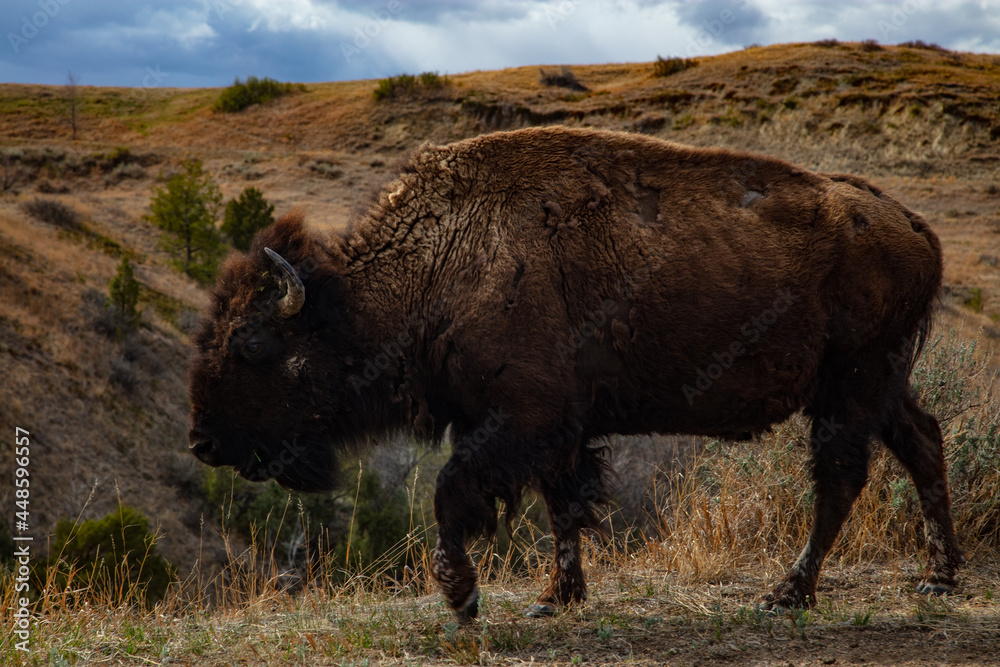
(3, 1, 999, 88)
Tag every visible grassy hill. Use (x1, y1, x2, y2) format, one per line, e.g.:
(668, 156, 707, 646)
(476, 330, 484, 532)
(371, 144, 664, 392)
(1, 41, 999, 665)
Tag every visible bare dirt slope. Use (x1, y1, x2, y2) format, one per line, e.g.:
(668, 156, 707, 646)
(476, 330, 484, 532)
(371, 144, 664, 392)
(0, 43, 998, 663)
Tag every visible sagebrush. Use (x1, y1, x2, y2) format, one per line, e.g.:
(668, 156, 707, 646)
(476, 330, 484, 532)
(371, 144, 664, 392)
(19, 197, 81, 230)
(652, 55, 698, 77)
(214, 76, 305, 113)
(373, 72, 448, 102)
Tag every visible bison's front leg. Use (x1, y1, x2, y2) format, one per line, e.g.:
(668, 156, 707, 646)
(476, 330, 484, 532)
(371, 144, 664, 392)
(525, 447, 609, 618)
(525, 492, 587, 618)
(431, 454, 494, 624)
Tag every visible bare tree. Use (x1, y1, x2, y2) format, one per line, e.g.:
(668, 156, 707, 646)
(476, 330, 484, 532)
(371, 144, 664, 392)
(1, 152, 20, 192)
(66, 71, 79, 140)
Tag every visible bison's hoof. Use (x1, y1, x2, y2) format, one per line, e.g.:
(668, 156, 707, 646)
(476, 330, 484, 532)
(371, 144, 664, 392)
(761, 586, 814, 614)
(759, 602, 801, 617)
(524, 602, 557, 618)
(454, 587, 479, 625)
(916, 580, 955, 596)
(758, 602, 778, 617)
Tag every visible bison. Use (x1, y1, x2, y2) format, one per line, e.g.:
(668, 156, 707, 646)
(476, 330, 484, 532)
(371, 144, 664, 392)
(188, 126, 963, 622)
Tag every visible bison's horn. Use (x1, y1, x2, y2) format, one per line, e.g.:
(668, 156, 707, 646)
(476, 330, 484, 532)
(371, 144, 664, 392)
(265, 247, 305, 318)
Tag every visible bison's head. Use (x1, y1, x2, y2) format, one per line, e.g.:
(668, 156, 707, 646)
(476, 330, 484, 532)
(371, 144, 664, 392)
(188, 212, 352, 492)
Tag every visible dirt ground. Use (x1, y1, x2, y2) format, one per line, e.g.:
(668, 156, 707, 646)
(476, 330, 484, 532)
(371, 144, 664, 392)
(381, 559, 1000, 666)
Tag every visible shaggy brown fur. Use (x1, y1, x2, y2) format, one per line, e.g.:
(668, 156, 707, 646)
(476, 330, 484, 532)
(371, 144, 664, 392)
(188, 126, 961, 622)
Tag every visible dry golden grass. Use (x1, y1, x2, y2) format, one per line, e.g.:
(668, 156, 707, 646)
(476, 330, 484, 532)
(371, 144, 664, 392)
(3, 471, 998, 664)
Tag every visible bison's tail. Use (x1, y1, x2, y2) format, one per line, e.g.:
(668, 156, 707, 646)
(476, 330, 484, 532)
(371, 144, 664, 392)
(902, 206, 942, 381)
(903, 310, 932, 381)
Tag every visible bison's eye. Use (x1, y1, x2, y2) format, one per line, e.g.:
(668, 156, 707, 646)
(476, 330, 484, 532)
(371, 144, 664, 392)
(244, 339, 266, 360)
(230, 330, 282, 363)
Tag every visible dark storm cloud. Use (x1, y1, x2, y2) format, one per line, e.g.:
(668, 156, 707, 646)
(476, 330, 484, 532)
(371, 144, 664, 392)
(841, 1, 1000, 50)
(757, 0, 999, 51)
(4, 1, 223, 86)
(319, 0, 539, 24)
(670, 0, 772, 53)
(1, 1, 997, 88)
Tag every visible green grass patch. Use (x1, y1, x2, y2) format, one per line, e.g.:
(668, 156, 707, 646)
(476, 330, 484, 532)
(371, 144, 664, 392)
(0, 95, 59, 118)
(83, 228, 127, 257)
(964, 287, 984, 314)
(137, 284, 188, 330)
(53, 219, 135, 260)
(673, 113, 696, 130)
(721, 106, 743, 128)
(202, 465, 419, 582)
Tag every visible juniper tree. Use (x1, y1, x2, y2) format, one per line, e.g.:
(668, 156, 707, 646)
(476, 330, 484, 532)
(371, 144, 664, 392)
(44, 506, 176, 606)
(66, 71, 80, 140)
(147, 159, 225, 284)
(222, 186, 275, 251)
(106, 256, 141, 337)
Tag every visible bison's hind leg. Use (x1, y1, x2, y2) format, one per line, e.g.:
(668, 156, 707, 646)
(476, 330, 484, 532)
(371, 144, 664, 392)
(763, 410, 873, 611)
(879, 392, 964, 595)
(763, 353, 894, 611)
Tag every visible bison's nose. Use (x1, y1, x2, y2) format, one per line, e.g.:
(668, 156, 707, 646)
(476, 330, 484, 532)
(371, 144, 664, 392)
(189, 429, 221, 466)
(191, 438, 218, 465)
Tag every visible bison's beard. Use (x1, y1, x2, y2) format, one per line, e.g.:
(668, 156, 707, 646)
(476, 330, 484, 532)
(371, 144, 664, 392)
(274, 469, 337, 494)
(233, 432, 339, 493)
